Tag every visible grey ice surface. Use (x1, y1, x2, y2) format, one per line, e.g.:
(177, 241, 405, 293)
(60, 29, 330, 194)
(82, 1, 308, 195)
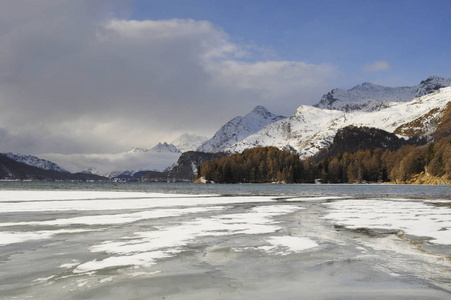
(0, 183, 450, 299)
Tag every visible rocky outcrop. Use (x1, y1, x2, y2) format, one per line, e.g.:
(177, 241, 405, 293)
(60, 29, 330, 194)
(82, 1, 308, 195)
(168, 151, 227, 181)
(312, 125, 426, 163)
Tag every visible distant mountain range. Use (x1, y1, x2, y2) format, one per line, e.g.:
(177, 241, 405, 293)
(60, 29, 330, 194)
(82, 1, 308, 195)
(172, 133, 208, 152)
(129, 133, 208, 154)
(1, 76, 450, 181)
(1, 152, 69, 173)
(229, 78, 451, 157)
(315, 76, 451, 112)
(0, 153, 106, 181)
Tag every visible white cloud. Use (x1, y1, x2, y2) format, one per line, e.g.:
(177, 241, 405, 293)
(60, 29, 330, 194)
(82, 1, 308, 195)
(207, 60, 337, 101)
(363, 60, 390, 72)
(0, 2, 339, 171)
(41, 152, 181, 174)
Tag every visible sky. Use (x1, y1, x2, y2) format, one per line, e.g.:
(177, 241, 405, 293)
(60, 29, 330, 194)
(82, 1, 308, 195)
(0, 0, 450, 172)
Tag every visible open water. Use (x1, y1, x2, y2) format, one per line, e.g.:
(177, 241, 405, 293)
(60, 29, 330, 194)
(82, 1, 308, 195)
(0, 182, 450, 299)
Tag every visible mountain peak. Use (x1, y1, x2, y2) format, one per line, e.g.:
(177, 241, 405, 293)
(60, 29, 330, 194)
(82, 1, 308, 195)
(197, 106, 286, 153)
(150, 142, 181, 153)
(315, 76, 451, 112)
(231, 86, 451, 158)
(1, 152, 68, 173)
(251, 105, 269, 114)
(128, 147, 150, 153)
(421, 76, 445, 84)
(360, 82, 377, 87)
(170, 133, 208, 152)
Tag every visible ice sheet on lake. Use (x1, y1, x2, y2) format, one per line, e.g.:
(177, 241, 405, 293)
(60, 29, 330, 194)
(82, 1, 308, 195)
(259, 236, 318, 254)
(0, 229, 97, 246)
(284, 196, 346, 202)
(0, 193, 274, 213)
(0, 190, 218, 202)
(0, 207, 224, 227)
(75, 205, 302, 273)
(1, 189, 451, 299)
(323, 199, 451, 245)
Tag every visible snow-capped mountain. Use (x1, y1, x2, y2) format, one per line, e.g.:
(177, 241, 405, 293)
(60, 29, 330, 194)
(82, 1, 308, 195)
(1, 152, 69, 173)
(128, 147, 151, 153)
(197, 105, 286, 153)
(130, 142, 183, 154)
(230, 86, 451, 158)
(171, 133, 208, 152)
(315, 76, 451, 112)
(82, 168, 152, 179)
(150, 142, 181, 153)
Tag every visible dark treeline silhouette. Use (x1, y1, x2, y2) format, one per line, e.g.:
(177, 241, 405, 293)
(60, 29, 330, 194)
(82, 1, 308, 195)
(199, 135, 451, 184)
(201, 147, 308, 183)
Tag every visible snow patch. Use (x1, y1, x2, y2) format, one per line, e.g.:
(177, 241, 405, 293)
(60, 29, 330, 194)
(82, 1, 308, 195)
(323, 199, 451, 245)
(259, 236, 318, 254)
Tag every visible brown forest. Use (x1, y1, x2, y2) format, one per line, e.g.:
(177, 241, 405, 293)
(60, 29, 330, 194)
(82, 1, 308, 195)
(199, 136, 451, 184)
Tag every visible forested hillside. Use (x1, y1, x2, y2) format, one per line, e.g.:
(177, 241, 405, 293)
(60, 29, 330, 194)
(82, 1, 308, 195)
(198, 127, 451, 184)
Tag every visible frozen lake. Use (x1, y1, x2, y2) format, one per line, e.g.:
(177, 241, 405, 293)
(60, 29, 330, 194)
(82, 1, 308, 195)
(0, 183, 450, 299)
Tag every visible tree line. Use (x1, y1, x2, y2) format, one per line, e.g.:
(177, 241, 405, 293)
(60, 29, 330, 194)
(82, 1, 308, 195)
(198, 136, 451, 184)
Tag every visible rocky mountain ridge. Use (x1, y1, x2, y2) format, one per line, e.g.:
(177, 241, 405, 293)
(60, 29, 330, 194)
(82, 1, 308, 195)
(230, 86, 451, 157)
(171, 133, 208, 152)
(197, 105, 286, 153)
(0, 154, 106, 181)
(1, 152, 69, 173)
(311, 125, 427, 163)
(314, 76, 451, 112)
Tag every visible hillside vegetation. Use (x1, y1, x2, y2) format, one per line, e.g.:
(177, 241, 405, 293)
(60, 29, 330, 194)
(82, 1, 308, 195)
(199, 126, 451, 184)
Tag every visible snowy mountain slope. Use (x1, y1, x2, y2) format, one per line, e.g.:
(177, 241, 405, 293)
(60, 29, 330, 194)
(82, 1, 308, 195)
(315, 76, 451, 112)
(150, 142, 181, 153)
(393, 101, 451, 138)
(230, 86, 451, 158)
(128, 142, 181, 154)
(197, 105, 286, 153)
(128, 147, 151, 153)
(82, 168, 152, 179)
(171, 133, 208, 152)
(1, 152, 69, 173)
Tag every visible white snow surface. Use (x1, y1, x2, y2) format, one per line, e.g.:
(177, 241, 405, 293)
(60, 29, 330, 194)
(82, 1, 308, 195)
(0, 229, 96, 246)
(230, 86, 451, 157)
(323, 199, 451, 245)
(0, 190, 310, 274)
(0, 191, 271, 213)
(259, 236, 318, 254)
(197, 105, 286, 153)
(0, 207, 224, 226)
(1, 189, 450, 293)
(171, 133, 208, 152)
(149, 142, 181, 153)
(315, 76, 451, 112)
(75, 204, 301, 273)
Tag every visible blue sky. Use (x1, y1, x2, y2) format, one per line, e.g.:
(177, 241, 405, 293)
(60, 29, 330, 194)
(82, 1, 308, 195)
(0, 0, 450, 165)
(131, 0, 451, 86)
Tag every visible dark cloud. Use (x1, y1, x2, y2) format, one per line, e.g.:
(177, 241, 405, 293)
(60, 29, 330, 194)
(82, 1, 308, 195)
(0, 1, 339, 167)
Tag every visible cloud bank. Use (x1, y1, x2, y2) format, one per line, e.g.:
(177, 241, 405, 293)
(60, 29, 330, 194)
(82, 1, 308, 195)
(0, 1, 339, 171)
(363, 61, 390, 72)
(41, 152, 181, 174)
